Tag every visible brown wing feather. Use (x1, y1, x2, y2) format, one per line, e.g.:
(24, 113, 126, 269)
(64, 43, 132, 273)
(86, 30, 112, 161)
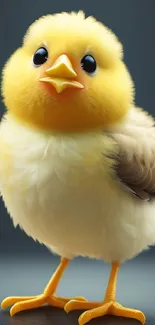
(107, 107, 155, 201)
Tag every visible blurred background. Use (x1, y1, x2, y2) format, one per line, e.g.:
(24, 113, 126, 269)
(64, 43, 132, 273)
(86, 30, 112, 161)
(0, 1, 155, 324)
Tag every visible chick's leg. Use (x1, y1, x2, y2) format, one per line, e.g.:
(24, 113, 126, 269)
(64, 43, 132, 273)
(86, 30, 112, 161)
(65, 263, 146, 325)
(1, 257, 86, 316)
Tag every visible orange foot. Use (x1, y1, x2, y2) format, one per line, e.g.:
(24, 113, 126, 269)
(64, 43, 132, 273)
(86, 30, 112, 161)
(65, 299, 146, 325)
(1, 258, 87, 316)
(1, 294, 87, 316)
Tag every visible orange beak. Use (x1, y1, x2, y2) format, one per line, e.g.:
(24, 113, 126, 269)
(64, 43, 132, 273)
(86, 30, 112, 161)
(39, 54, 84, 93)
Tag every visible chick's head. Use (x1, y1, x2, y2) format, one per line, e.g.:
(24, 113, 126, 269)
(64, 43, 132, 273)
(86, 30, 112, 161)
(2, 11, 134, 133)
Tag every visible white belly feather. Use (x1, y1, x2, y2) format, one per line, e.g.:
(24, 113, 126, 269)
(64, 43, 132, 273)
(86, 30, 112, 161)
(0, 116, 155, 263)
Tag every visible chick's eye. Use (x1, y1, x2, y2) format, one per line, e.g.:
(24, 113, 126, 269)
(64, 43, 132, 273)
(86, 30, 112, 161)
(81, 55, 97, 75)
(33, 47, 48, 66)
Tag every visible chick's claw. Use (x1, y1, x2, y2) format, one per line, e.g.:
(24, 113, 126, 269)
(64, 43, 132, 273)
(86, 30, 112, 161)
(109, 302, 146, 324)
(1, 296, 36, 309)
(79, 302, 146, 325)
(65, 300, 146, 325)
(1, 295, 47, 316)
(47, 295, 88, 309)
(79, 302, 112, 325)
(65, 300, 100, 312)
(1, 294, 88, 316)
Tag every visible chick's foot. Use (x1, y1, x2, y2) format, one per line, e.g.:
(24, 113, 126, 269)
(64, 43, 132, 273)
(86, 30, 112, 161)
(1, 294, 87, 316)
(1, 257, 86, 316)
(65, 262, 145, 325)
(65, 299, 145, 325)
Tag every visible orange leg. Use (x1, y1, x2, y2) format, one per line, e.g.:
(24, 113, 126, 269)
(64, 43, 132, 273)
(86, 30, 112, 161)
(65, 263, 146, 325)
(1, 257, 86, 316)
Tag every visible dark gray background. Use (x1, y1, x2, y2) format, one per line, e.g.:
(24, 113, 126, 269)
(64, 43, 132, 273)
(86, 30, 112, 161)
(0, 1, 155, 325)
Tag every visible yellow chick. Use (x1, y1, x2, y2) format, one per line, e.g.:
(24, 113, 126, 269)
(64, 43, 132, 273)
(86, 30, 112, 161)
(0, 11, 155, 325)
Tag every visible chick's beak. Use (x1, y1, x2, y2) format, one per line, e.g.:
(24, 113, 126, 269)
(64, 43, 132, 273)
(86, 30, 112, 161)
(39, 54, 84, 93)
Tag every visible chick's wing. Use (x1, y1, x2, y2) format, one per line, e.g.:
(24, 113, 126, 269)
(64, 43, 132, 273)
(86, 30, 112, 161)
(108, 107, 155, 201)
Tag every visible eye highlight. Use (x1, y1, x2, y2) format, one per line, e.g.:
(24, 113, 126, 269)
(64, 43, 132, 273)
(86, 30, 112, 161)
(33, 47, 48, 66)
(81, 55, 97, 75)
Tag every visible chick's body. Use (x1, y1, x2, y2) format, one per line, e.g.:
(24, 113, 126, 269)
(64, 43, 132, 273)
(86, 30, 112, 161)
(1, 11, 155, 325)
(0, 114, 155, 263)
